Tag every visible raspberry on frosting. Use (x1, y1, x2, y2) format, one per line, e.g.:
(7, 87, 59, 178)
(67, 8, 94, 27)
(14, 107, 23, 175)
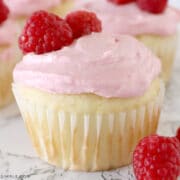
(107, 0, 168, 14)
(0, 0, 9, 24)
(19, 10, 103, 54)
(137, 0, 168, 14)
(19, 10, 73, 54)
(176, 127, 180, 142)
(133, 135, 180, 180)
(108, 0, 135, 5)
(66, 10, 102, 39)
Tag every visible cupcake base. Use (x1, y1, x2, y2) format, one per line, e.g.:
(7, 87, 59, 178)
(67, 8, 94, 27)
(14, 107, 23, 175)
(137, 34, 177, 84)
(13, 79, 164, 171)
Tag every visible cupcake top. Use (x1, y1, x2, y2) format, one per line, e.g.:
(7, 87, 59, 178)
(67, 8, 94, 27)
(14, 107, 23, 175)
(4, 0, 62, 17)
(14, 33, 161, 98)
(74, 0, 180, 36)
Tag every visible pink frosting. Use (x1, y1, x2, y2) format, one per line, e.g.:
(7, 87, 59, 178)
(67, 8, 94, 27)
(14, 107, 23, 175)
(4, 0, 61, 17)
(74, 0, 180, 36)
(14, 33, 161, 98)
(0, 19, 20, 62)
(0, 20, 20, 45)
(0, 47, 17, 62)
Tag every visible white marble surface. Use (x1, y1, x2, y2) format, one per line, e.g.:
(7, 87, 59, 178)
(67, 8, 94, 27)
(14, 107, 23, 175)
(0, 2, 180, 179)
(0, 47, 179, 180)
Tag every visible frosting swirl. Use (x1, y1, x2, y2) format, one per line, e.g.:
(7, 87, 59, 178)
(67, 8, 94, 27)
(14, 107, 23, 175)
(14, 33, 161, 98)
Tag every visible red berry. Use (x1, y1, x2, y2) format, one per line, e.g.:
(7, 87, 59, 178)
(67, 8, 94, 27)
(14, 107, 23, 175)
(0, 0, 9, 24)
(65, 10, 102, 39)
(108, 0, 135, 5)
(137, 0, 167, 14)
(133, 135, 180, 180)
(176, 127, 180, 142)
(19, 10, 73, 54)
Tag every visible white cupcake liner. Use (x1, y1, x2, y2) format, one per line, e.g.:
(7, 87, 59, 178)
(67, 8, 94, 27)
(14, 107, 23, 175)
(13, 82, 165, 171)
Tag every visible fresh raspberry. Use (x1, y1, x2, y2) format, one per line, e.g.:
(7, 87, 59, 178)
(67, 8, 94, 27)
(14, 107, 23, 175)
(19, 11, 73, 54)
(0, 0, 9, 24)
(137, 0, 167, 14)
(65, 10, 102, 39)
(133, 135, 180, 180)
(176, 127, 180, 142)
(108, 0, 135, 5)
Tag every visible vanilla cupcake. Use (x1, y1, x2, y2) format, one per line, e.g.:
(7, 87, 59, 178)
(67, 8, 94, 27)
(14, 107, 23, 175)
(4, 0, 74, 25)
(0, 2, 21, 108)
(13, 29, 165, 170)
(74, 0, 180, 83)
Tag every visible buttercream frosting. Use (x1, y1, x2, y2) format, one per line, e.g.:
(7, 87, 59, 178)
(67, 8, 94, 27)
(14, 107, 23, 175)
(0, 20, 20, 45)
(14, 33, 161, 98)
(4, 0, 61, 17)
(74, 0, 180, 36)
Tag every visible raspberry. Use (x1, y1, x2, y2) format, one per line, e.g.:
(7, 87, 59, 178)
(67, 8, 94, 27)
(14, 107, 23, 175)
(137, 0, 168, 14)
(19, 11, 73, 54)
(176, 127, 180, 142)
(108, 0, 135, 5)
(0, 0, 9, 24)
(65, 10, 102, 39)
(133, 135, 180, 180)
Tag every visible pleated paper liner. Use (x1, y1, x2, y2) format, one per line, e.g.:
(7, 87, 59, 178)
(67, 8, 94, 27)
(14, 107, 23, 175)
(13, 80, 165, 171)
(137, 34, 178, 84)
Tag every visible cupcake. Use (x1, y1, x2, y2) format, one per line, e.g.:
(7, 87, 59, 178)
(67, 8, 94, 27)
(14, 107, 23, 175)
(4, 0, 74, 25)
(74, 0, 180, 83)
(0, 1, 21, 108)
(13, 11, 165, 171)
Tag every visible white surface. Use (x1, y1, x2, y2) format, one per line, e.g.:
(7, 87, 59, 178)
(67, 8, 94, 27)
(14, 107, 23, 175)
(0, 2, 179, 179)
(0, 103, 19, 120)
(170, 0, 180, 8)
(0, 50, 179, 180)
